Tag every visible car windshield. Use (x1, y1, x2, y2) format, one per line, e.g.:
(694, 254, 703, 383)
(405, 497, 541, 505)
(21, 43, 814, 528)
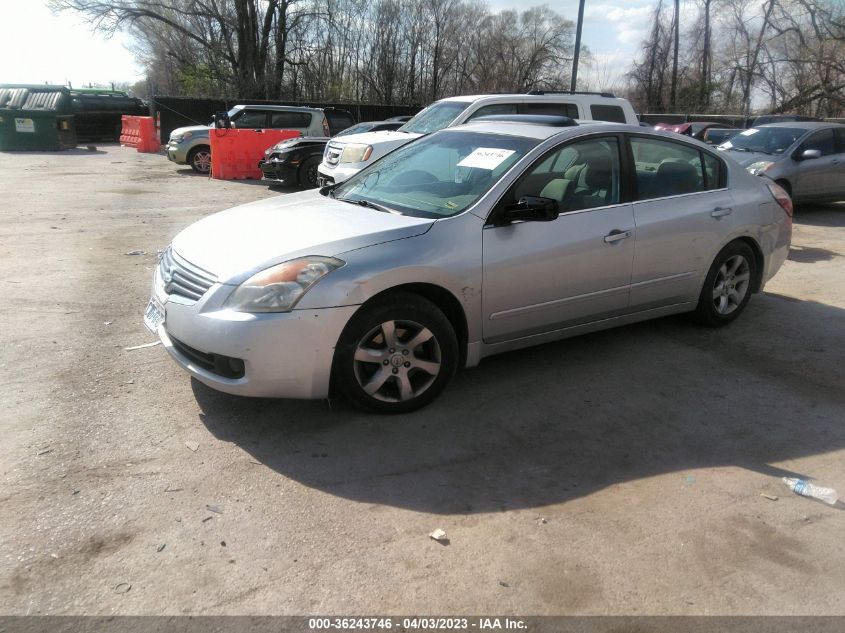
(335, 123, 373, 137)
(398, 101, 471, 135)
(330, 130, 538, 219)
(721, 127, 805, 154)
(226, 107, 242, 118)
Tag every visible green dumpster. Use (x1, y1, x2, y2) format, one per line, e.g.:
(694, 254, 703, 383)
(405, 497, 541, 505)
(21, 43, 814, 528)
(0, 85, 77, 151)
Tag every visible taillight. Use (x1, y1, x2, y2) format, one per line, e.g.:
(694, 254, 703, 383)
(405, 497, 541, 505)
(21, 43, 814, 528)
(322, 117, 330, 136)
(767, 182, 793, 217)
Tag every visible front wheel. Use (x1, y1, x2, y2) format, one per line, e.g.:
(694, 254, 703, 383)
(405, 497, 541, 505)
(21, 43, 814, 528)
(188, 146, 212, 174)
(693, 241, 756, 327)
(298, 156, 321, 188)
(333, 294, 458, 413)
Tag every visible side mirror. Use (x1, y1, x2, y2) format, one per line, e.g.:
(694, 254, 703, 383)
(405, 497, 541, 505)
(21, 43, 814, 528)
(501, 196, 559, 224)
(213, 111, 231, 129)
(799, 149, 821, 160)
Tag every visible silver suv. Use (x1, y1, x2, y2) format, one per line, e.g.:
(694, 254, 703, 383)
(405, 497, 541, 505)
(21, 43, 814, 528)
(166, 105, 355, 173)
(317, 91, 638, 186)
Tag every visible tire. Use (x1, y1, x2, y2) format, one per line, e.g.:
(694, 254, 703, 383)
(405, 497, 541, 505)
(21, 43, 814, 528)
(298, 156, 321, 188)
(693, 241, 757, 327)
(333, 293, 458, 413)
(187, 146, 212, 174)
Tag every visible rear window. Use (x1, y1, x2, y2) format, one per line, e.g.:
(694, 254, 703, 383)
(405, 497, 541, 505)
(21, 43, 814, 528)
(590, 104, 626, 123)
(269, 111, 312, 129)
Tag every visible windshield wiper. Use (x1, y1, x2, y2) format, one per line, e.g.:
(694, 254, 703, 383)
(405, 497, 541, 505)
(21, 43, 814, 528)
(729, 147, 752, 152)
(336, 197, 398, 214)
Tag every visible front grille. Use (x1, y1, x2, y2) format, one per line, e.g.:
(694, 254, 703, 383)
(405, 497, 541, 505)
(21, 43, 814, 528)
(169, 334, 245, 379)
(159, 248, 216, 301)
(325, 142, 343, 167)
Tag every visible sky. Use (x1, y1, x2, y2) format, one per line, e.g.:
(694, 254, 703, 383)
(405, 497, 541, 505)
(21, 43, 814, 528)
(0, 0, 656, 92)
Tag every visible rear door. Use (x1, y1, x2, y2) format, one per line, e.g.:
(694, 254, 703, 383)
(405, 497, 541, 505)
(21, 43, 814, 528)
(627, 135, 736, 310)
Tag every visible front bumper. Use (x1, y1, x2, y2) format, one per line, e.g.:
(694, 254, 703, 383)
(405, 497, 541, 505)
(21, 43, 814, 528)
(317, 162, 362, 186)
(148, 268, 359, 399)
(258, 157, 298, 185)
(166, 142, 188, 164)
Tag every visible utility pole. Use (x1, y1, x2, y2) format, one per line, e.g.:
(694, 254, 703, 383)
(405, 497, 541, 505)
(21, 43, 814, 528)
(570, 0, 586, 92)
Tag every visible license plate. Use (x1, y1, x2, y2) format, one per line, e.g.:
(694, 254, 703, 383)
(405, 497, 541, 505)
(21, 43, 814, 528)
(143, 297, 165, 333)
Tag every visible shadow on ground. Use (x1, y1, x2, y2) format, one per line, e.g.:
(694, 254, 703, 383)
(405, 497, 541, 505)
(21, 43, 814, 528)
(193, 290, 845, 515)
(794, 201, 845, 227)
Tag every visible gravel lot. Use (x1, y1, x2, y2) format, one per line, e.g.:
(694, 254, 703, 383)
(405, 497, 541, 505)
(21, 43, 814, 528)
(1, 145, 844, 616)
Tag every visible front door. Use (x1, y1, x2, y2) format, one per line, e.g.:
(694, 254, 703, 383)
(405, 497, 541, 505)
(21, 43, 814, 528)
(482, 135, 635, 343)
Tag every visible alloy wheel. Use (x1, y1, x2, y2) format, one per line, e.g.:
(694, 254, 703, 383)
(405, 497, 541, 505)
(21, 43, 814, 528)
(712, 254, 751, 315)
(352, 319, 442, 403)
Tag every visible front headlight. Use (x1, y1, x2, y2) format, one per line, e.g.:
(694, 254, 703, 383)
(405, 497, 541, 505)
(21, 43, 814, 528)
(170, 134, 183, 143)
(747, 161, 774, 175)
(224, 256, 344, 313)
(340, 143, 373, 164)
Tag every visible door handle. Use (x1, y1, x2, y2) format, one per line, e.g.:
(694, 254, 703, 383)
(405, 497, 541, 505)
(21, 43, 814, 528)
(604, 229, 632, 243)
(711, 207, 733, 218)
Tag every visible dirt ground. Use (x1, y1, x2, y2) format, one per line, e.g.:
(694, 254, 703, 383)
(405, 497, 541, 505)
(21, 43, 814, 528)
(1, 145, 844, 616)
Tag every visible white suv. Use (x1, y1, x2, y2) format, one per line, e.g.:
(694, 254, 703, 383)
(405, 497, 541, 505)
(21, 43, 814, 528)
(317, 91, 638, 186)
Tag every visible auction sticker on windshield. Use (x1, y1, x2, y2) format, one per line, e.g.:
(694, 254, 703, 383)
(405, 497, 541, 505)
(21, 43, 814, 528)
(457, 148, 515, 170)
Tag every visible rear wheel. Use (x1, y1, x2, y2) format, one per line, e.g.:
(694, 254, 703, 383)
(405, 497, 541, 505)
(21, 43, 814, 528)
(693, 241, 756, 327)
(333, 294, 458, 413)
(188, 146, 212, 174)
(298, 156, 321, 188)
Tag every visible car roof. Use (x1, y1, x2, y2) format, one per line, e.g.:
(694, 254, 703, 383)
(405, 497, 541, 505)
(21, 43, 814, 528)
(233, 104, 322, 113)
(450, 120, 668, 141)
(436, 93, 628, 104)
(757, 121, 843, 129)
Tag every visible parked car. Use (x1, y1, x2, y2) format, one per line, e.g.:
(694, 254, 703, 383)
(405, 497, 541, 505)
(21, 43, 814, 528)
(654, 121, 735, 140)
(718, 122, 845, 203)
(317, 91, 639, 186)
(259, 121, 406, 188)
(144, 118, 791, 413)
(166, 105, 354, 174)
(702, 127, 740, 145)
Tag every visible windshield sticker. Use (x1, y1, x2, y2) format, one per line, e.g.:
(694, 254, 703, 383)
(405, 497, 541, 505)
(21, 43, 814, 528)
(457, 148, 516, 170)
(740, 129, 759, 136)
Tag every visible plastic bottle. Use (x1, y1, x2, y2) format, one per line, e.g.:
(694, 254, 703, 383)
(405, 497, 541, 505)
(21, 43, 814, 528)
(782, 477, 838, 505)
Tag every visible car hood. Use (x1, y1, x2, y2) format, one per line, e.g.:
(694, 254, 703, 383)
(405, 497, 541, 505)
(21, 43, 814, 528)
(169, 125, 210, 139)
(330, 129, 422, 148)
(171, 190, 435, 284)
(720, 148, 780, 167)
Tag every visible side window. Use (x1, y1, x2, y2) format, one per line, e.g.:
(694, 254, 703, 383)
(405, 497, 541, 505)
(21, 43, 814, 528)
(269, 111, 312, 129)
(232, 110, 268, 128)
(631, 137, 706, 200)
(523, 102, 579, 119)
(590, 104, 626, 123)
(835, 128, 845, 153)
(702, 152, 726, 190)
(511, 137, 621, 212)
(466, 103, 518, 121)
(800, 129, 835, 156)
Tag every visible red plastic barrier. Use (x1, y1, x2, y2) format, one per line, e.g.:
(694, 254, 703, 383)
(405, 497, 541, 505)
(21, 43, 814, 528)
(209, 128, 301, 180)
(120, 115, 159, 153)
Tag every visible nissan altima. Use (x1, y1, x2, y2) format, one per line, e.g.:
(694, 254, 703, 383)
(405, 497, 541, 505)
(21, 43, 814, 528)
(144, 117, 792, 413)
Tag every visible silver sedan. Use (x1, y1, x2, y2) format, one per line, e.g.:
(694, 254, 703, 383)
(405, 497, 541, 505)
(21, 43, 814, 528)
(718, 121, 845, 203)
(144, 120, 792, 413)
